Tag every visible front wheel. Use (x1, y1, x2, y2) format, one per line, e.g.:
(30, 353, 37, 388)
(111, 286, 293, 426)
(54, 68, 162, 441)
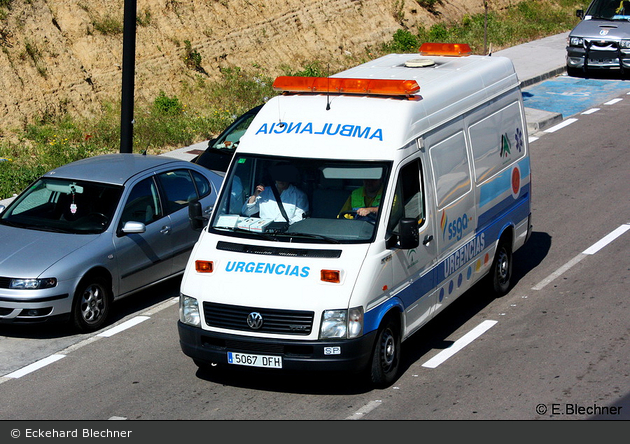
(72, 275, 111, 332)
(369, 316, 401, 388)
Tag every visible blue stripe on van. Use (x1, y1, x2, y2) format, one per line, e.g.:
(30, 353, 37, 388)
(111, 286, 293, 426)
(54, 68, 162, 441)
(479, 158, 530, 208)
(478, 183, 530, 230)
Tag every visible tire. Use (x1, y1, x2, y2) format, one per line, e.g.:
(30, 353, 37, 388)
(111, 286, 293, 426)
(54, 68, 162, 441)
(369, 315, 401, 388)
(489, 239, 512, 296)
(71, 275, 111, 332)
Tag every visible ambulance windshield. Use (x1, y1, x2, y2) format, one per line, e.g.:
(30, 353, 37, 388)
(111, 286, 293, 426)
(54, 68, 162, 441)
(210, 154, 391, 243)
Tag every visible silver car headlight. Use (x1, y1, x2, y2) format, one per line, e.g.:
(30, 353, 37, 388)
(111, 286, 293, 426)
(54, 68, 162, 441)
(179, 294, 201, 327)
(569, 36, 584, 47)
(620, 40, 630, 49)
(10, 278, 57, 289)
(320, 307, 363, 339)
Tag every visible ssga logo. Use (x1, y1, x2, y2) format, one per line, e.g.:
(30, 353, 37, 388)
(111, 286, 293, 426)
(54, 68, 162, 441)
(225, 261, 310, 278)
(444, 213, 472, 241)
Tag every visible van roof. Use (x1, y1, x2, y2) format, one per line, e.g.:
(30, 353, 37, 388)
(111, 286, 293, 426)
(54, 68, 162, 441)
(239, 53, 520, 160)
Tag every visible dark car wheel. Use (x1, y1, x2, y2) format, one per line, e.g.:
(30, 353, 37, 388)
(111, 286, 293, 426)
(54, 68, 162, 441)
(72, 275, 111, 332)
(369, 315, 401, 388)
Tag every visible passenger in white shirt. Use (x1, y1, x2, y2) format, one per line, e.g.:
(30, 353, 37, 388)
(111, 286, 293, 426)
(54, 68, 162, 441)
(242, 164, 309, 224)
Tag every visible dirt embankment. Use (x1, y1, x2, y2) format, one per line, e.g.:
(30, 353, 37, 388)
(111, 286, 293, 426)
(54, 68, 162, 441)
(0, 0, 512, 136)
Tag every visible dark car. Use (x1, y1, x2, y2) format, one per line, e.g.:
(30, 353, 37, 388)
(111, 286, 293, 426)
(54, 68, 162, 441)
(0, 153, 222, 332)
(193, 105, 262, 172)
(566, 0, 630, 76)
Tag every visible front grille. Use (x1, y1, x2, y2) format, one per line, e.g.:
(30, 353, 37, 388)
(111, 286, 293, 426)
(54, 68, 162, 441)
(204, 302, 314, 335)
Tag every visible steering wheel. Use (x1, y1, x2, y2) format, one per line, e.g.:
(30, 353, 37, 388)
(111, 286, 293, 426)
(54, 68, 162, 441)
(338, 210, 376, 224)
(86, 212, 109, 226)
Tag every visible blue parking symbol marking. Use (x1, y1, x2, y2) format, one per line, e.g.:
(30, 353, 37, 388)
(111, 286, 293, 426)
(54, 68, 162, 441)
(522, 75, 630, 117)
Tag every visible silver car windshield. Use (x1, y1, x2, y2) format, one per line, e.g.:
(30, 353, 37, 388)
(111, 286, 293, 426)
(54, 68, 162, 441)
(587, 0, 630, 20)
(0, 178, 123, 234)
(209, 154, 391, 243)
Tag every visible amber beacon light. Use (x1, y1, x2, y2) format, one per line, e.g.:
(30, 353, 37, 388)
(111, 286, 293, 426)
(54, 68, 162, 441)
(273, 76, 420, 96)
(419, 42, 472, 57)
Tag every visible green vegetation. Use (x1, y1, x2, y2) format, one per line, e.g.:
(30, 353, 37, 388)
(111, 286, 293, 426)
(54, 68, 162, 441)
(0, 0, 586, 199)
(383, 0, 586, 54)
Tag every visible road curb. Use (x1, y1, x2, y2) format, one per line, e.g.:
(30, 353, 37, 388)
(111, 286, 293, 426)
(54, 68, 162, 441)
(525, 107, 564, 134)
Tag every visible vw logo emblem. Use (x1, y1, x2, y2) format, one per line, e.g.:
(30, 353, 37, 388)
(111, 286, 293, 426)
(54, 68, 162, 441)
(247, 312, 264, 330)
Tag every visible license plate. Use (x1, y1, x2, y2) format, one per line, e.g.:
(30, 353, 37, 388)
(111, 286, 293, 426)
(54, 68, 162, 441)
(227, 351, 283, 368)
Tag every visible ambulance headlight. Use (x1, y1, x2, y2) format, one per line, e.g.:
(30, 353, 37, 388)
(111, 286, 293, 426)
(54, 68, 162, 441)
(320, 307, 363, 339)
(179, 294, 201, 327)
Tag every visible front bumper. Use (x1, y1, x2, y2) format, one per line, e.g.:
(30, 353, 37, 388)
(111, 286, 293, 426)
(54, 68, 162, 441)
(0, 290, 72, 324)
(566, 46, 630, 70)
(178, 321, 377, 373)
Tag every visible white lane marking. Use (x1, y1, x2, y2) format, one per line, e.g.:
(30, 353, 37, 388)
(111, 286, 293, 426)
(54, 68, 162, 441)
(533, 224, 630, 290)
(421, 320, 497, 369)
(108, 416, 127, 420)
(604, 98, 623, 105)
(97, 316, 150, 337)
(581, 108, 600, 115)
(346, 400, 382, 420)
(544, 118, 578, 133)
(5, 354, 66, 379)
(143, 296, 179, 316)
(1, 301, 168, 381)
(583, 224, 630, 255)
(532, 254, 587, 290)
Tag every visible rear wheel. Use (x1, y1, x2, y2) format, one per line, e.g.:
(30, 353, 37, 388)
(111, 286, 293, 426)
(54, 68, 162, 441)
(369, 315, 401, 388)
(489, 238, 512, 296)
(72, 275, 111, 332)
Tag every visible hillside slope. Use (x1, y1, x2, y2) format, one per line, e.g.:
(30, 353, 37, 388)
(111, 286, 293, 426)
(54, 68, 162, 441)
(0, 0, 513, 135)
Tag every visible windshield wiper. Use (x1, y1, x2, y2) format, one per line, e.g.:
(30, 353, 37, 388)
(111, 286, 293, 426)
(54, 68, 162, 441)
(282, 232, 341, 243)
(31, 225, 73, 233)
(214, 225, 280, 241)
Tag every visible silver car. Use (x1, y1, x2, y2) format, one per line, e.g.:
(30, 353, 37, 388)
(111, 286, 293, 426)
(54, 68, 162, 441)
(0, 154, 222, 332)
(566, 0, 630, 76)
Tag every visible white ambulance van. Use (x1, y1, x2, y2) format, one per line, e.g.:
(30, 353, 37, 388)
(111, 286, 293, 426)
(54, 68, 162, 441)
(179, 43, 532, 387)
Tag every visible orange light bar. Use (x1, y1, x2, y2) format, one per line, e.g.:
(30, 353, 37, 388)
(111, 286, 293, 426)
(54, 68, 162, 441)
(195, 260, 214, 273)
(272, 76, 420, 96)
(321, 269, 341, 284)
(419, 42, 472, 57)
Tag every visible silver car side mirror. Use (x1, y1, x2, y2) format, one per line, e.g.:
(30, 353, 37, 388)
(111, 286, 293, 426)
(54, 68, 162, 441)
(121, 221, 146, 234)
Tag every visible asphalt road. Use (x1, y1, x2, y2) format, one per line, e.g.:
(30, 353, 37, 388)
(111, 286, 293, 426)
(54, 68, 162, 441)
(0, 75, 628, 422)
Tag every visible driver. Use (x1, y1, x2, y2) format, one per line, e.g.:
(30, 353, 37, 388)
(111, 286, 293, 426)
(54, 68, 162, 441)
(338, 178, 383, 218)
(242, 163, 309, 224)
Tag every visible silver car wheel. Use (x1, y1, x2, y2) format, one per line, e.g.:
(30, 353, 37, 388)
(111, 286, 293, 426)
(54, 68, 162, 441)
(80, 283, 106, 324)
(72, 275, 111, 332)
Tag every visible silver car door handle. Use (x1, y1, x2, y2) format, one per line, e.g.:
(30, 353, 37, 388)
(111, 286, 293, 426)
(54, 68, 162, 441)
(160, 225, 171, 234)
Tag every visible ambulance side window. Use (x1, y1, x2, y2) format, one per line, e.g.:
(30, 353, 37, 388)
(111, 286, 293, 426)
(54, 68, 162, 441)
(387, 159, 424, 233)
(430, 131, 471, 208)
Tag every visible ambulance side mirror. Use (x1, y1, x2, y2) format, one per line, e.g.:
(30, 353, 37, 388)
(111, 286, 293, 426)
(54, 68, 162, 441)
(398, 217, 420, 249)
(188, 201, 205, 231)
